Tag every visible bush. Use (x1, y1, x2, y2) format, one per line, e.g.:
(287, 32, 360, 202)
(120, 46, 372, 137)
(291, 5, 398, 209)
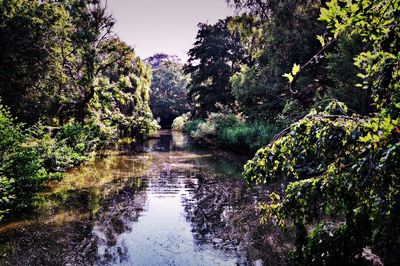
(32, 122, 108, 174)
(0, 113, 113, 222)
(184, 119, 204, 134)
(190, 113, 240, 142)
(191, 120, 217, 140)
(185, 112, 278, 153)
(58, 123, 107, 152)
(207, 112, 240, 131)
(0, 104, 48, 220)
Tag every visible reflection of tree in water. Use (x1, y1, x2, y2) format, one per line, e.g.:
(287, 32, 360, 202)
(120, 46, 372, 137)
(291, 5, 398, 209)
(184, 174, 293, 265)
(95, 167, 198, 265)
(183, 173, 246, 256)
(0, 175, 147, 266)
(94, 178, 148, 265)
(142, 131, 191, 153)
(0, 131, 291, 265)
(0, 151, 153, 266)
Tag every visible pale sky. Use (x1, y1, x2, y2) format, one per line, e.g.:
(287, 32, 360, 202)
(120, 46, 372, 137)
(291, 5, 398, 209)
(105, 0, 234, 62)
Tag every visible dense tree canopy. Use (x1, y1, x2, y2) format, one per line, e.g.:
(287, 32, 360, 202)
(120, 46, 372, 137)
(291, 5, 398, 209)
(0, 0, 70, 123)
(243, 0, 400, 264)
(0, 0, 156, 135)
(227, 0, 327, 122)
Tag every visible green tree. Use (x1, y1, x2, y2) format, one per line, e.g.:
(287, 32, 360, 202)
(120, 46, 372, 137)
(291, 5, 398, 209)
(184, 17, 247, 118)
(0, 0, 70, 124)
(91, 39, 158, 140)
(55, 0, 129, 123)
(0, 0, 160, 222)
(228, 0, 326, 121)
(147, 56, 190, 128)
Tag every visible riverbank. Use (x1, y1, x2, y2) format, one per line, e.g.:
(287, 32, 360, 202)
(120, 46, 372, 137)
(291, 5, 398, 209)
(0, 115, 113, 223)
(172, 113, 281, 155)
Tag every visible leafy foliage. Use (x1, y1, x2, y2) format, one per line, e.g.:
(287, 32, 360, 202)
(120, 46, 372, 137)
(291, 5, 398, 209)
(32, 122, 108, 174)
(89, 39, 158, 141)
(0, 105, 112, 222)
(228, 0, 325, 121)
(0, 0, 159, 222)
(325, 34, 373, 114)
(184, 112, 278, 153)
(0, 0, 70, 123)
(243, 0, 400, 264)
(218, 121, 278, 152)
(171, 113, 190, 132)
(189, 113, 240, 142)
(0, 0, 157, 137)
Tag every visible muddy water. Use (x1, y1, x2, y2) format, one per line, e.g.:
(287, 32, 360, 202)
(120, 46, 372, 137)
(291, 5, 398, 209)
(0, 131, 272, 266)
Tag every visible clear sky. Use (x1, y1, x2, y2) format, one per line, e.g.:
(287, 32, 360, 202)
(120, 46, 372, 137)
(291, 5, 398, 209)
(105, 0, 234, 62)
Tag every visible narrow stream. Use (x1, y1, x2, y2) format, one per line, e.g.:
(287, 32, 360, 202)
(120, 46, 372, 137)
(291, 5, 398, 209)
(1, 130, 271, 265)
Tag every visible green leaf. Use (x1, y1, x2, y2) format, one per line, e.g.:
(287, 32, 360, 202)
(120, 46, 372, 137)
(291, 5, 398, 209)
(282, 73, 294, 83)
(292, 63, 301, 76)
(319, 8, 330, 21)
(317, 35, 326, 47)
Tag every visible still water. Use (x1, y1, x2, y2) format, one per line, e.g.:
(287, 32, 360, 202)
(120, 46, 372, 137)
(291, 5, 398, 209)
(0, 131, 258, 266)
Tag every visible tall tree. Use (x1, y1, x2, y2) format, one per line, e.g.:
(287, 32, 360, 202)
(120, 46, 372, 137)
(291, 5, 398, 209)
(184, 17, 247, 118)
(0, 0, 157, 137)
(92, 39, 157, 140)
(56, 0, 132, 123)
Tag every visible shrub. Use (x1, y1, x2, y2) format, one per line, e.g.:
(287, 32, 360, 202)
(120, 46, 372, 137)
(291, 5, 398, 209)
(0, 118, 113, 222)
(218, 122, 278, 152)
(206, 112, 240, 131)
(0, 176, 13, 221)
(191, 121, 216, 140)
(171, 113, 189, 131)
(57, 122, 107, 153)
(0, 104, 48, 220)
(184, 119, 204, 134)
(32, 122, 108, 174)
(3, 149, 47, 209)
(190, 113, 240, 142)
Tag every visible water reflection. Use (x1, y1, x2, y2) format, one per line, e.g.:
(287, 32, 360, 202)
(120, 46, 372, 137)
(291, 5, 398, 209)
(94, 131, 242, 265)
(0, 130, 261, 266)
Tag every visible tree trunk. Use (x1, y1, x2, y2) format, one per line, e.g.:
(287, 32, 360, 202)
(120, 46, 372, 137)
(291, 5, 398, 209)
(76, 86, 95, 123)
